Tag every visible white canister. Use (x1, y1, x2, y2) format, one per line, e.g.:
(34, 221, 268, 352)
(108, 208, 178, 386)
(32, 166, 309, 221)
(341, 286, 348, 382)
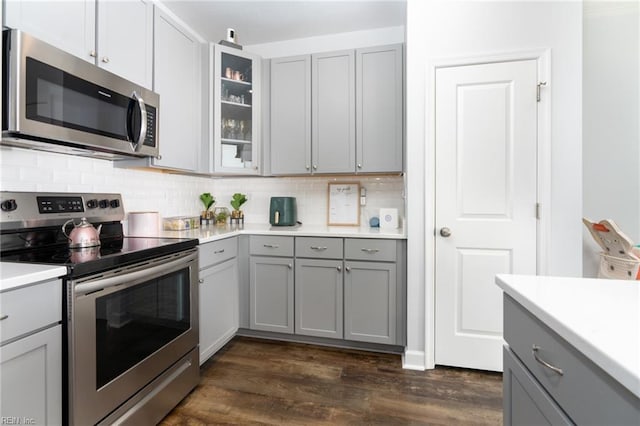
(128, 212, 160, 236)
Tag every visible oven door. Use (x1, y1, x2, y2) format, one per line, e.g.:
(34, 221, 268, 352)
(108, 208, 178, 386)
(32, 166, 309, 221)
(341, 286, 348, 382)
(68, 249, 198, 426)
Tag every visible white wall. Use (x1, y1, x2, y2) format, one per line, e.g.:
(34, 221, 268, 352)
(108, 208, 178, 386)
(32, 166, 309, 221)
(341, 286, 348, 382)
(406, 0, 583, 369)
(0, 147, 404, 228)
(582, 2, 640, 277)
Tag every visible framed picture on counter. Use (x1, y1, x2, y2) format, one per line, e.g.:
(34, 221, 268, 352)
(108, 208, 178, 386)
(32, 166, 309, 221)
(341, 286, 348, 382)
(328, 182, 360, 226)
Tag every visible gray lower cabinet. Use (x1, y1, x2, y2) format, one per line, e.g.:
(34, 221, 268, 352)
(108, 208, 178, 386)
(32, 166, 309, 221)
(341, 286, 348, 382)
(199, 237, 239, 364)
(0, 278, 62, 425)
(503, 295, 640, 425)
(503, 346, 572, 425)
(344, 260, 397, 345)
(249, 256, 294, 334)
(295, 258, 343, 339)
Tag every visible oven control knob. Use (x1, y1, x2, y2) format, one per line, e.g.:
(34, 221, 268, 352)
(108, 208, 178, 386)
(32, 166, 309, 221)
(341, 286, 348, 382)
(98, 199, 109, 209)
(1, 199, 17, 212)
(110, 199, 120, 208)
(87, 199, 98, 209)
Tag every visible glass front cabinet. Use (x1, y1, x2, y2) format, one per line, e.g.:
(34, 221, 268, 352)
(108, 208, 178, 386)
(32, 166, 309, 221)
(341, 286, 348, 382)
(211, 44, 261, 174)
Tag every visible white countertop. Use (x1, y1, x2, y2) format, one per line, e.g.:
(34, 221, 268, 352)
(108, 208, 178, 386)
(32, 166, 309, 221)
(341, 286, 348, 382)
(496, 274, 640, 398)
(132, 223, 407, 244)
(0, 262, 67, 292)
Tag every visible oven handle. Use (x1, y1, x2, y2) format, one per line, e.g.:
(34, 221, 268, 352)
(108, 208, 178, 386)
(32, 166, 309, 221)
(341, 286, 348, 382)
(74, 253, 193, 296)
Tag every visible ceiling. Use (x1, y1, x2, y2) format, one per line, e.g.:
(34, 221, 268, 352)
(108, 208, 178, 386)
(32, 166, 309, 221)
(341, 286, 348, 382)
(162, 0, 407, 46)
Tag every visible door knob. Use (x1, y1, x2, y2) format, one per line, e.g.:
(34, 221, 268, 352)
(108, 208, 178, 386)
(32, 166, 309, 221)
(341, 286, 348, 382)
(440, 227, 452, 237)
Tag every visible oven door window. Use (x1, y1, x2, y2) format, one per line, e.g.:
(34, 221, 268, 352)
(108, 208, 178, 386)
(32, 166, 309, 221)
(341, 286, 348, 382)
(95, 268, 190, 389)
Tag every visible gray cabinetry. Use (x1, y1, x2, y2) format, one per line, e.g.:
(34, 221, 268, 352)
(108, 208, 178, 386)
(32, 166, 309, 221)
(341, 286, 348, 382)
(269, 44, 403, 176)
(198, 237, 239, 364)
(249, 236, 294, 334)
(0, 279, 62, 425)
(503, 346, 572, 425)
(295, 237, 344, 339)
(270, 56, 311, 175)
(503, 295, 640, 425)
(344, 260, 397, 344)
(356, 44, 403, 173)
(312, 50, 356, 173)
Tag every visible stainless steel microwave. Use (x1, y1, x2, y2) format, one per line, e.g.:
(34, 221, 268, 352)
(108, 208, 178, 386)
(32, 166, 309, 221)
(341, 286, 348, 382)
(2, 29, 159, 159)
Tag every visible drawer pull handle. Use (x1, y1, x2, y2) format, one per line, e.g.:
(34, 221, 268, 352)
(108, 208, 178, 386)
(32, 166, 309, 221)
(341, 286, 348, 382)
(361, 248, 380, 253)
(310, 246, 327, 251)
(214, 249, 225, 254)
(532, 345, 563, 376)
(0, 315, 8, 321)
(263, 244, 280, 249)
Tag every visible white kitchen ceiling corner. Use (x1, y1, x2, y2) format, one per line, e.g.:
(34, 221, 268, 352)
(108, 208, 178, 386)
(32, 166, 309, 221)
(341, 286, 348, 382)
(162, 0, 407, 45)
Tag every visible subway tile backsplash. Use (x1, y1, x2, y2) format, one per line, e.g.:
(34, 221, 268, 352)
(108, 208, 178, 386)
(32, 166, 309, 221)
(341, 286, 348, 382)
(0, 147, 405, 226)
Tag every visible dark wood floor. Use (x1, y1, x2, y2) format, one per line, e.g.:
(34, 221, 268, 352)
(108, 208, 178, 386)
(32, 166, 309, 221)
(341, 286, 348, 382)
(161, 336, 503, 425)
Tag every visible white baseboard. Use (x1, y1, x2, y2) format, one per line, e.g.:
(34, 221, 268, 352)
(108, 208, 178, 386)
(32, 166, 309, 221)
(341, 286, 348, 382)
(402, 349, 427, 370)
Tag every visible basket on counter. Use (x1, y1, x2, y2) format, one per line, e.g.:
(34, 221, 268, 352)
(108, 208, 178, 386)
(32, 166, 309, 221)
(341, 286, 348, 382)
(162, 216, 200, 231)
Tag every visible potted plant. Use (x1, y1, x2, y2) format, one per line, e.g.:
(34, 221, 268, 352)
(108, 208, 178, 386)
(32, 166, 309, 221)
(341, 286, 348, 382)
(213, 207, 230, 225)
(230, 193, 248, 219)
(199, 192, 215, 220)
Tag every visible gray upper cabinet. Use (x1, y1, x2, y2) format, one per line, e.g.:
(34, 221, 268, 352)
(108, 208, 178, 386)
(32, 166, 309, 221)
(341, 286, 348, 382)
(356, 44, 403, 173)
(268, 44, 403, 176)
(270, 56, 311, 175)
(312, 50, 356, 173)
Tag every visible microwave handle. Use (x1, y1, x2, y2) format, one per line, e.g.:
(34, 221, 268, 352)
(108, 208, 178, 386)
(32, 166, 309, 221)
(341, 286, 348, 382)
(128, 91, 147, 150)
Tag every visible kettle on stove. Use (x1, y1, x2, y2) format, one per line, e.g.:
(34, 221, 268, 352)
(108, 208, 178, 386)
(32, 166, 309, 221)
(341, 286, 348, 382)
(62, 217, 102, 248)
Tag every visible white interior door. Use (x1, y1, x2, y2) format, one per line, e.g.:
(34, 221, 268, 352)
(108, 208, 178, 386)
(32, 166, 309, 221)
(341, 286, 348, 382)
(434, 60, 538, 371)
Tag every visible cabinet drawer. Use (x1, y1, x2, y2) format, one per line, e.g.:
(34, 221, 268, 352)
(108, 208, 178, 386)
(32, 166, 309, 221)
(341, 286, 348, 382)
(199, 237, 238, 269)
(504, 296, 639, 425)
(250, 235, 294, 257)
(295, 237, 343, 259)
(345, 238, 396, 262)
(0, 279, 61, 344)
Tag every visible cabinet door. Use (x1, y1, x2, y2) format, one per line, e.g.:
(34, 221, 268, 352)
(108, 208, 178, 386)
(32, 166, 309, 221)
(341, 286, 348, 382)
(270, 55, 312, 175)
(4, 0, 95, 63)
(356, 44, 403, 173)
(295, 259, 343, 339)
(153, 7, 201, 171)
(97, 0, 153, 88)
(503, 347, 573, 425)
(312, 50, 355, 173)
(0, 325, 62, 425)
(249, 256, 294, 334)
(199, 258, 239, 364)
(212, 44, 262, 175)
(344, 261, 397, 344)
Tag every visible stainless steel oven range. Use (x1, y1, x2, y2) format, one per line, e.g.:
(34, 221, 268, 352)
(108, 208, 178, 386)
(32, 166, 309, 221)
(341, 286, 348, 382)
(0, 191, 199, 425)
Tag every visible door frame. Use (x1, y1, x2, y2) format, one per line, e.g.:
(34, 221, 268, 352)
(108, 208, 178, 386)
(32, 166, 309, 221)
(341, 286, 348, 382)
(424, 49, 551, 369)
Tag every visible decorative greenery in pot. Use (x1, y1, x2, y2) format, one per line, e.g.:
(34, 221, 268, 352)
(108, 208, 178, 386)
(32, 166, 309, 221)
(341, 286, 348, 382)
(213, 207, 230, 225)
(230, 193, 248, 219)
(199, 193, 215, 220)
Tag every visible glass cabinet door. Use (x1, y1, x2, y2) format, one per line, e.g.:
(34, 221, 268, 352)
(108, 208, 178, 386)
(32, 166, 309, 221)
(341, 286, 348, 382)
(212, 44, 261, 174)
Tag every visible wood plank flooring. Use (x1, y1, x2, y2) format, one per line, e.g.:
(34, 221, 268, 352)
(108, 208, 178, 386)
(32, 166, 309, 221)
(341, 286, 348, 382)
(160, 336, 503, 425)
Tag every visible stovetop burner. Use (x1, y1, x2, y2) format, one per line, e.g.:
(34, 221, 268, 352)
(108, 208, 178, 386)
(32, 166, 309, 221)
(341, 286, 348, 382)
(1, 191, 198, 277)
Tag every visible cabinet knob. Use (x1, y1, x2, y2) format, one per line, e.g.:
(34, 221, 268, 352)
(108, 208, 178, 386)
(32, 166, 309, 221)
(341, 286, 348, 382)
(357, 163, 362, 169)
(198, 279, 204, 284)
(313, 165, 317, 170)
(345, 266, 351, 272)
(305, 165, 310, 170)
(89, 50, 97, 58)
(440, 227, 452, 238)
(288, 264, 293, 269)
(102, 56, 110, 63)
(337, 265, 342, 272)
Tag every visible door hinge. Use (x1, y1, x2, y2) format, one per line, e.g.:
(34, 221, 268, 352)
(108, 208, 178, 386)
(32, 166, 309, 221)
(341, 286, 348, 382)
(537, 81, 547, 102)
(536, 203, 541, 220)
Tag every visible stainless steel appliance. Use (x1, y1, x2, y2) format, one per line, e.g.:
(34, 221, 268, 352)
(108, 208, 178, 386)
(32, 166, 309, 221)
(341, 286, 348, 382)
(0, 192, 199, 425)
(2, 29, 159, 159)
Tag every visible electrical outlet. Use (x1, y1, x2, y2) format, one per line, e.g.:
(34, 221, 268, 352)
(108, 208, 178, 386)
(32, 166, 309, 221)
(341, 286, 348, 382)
(360, 187, 367, 206)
